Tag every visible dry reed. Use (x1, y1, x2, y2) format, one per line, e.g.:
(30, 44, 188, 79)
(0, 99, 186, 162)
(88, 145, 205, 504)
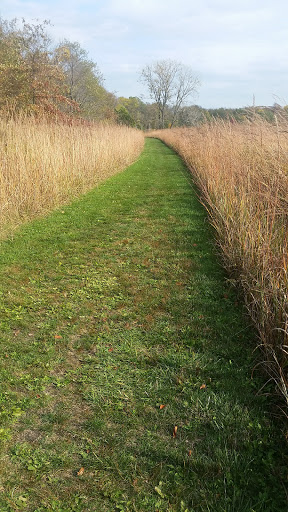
(0, 115, 144, 236)
(150, 118, 288, 408)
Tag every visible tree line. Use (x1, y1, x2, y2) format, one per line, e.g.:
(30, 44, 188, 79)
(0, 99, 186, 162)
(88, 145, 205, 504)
(1, 17, 285, 128)
(115, 99, 286, 129)
(0, 17, 203, 127)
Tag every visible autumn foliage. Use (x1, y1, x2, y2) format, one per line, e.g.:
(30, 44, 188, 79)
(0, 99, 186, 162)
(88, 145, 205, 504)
(0, 18, 116, 121)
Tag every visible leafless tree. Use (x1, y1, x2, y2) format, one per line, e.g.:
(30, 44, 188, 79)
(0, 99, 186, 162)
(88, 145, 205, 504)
(140, 59, 200, 128)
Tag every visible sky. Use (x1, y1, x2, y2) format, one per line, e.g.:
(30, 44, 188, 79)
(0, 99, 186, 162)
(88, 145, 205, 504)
(1, 0, 287, 108)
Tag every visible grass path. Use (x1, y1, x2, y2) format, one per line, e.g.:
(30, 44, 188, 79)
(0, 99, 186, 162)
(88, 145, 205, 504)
(0, 138, 286, 511)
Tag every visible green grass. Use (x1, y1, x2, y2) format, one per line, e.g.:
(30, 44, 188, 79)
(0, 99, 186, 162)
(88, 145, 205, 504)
(0, 138, 286, 511)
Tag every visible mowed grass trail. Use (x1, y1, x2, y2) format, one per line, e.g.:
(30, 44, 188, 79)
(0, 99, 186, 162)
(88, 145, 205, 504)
(0, 138, 286, 511)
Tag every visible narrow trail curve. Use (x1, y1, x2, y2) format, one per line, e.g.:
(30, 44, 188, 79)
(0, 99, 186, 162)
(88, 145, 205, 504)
(0, 138, 286, 511)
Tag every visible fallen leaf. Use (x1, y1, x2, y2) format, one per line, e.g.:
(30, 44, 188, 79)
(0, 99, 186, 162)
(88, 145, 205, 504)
(77, 467, 84, 476)
(188, 449, 192, 457)
(159, 404, 166, 410)
(145, 314, 154, 324)
(200, 384, 206, 390)
(54, 335, 62, 340)
(172, 425, 178, 438)
(108, 348, 113, 352)
(14, 330, 20, 337)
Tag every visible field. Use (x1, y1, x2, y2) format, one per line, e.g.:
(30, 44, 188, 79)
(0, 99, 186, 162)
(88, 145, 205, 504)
(0, 116, 144, 237)
(0, 11, 287, 510)
(149, 118, 288, 409)
(0, 138, 286, 511)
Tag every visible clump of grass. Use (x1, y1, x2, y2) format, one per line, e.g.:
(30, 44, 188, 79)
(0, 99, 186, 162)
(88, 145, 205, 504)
(149, 118, 288, 409)
(0, 114, 144, 237)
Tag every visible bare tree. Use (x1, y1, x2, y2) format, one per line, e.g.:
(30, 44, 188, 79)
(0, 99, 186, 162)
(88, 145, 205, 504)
(177, 105, 204, 126)
(140, 59, 200, 128)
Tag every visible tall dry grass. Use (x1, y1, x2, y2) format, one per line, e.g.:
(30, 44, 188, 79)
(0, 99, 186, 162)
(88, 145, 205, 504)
(0, 115, 144, 236)
(150, 118, 288, 408)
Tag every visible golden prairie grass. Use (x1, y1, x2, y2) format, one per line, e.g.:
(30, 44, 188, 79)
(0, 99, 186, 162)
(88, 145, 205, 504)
(149, 118, 288, 407)
(0, 115, 144, 236)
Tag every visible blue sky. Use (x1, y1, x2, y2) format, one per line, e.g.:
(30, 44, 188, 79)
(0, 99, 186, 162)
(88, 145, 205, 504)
(1, 0, 287, 108)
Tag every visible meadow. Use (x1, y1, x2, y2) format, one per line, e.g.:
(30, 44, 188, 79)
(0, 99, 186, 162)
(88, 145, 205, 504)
(149, 117, 288, 408)
(0, 116, 144, 237)
(0, 139, 286, 511)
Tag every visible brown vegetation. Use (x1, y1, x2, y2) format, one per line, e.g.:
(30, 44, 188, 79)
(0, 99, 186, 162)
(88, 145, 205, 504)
(0, 115, 144, 236)
(149, 118, 288, 408)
